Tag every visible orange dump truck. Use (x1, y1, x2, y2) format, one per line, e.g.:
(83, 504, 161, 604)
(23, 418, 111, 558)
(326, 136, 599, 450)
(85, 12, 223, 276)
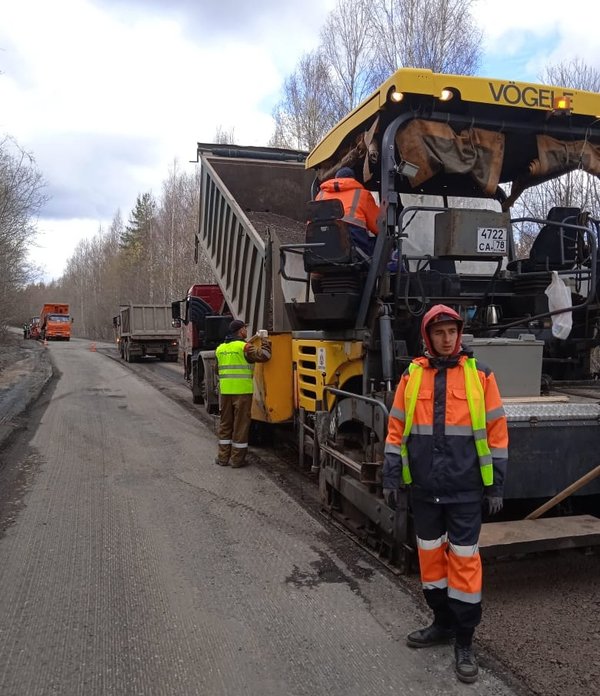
(40, 303, 72, 341)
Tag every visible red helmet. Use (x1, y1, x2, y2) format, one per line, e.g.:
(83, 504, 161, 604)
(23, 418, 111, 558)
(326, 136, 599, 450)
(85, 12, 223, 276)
(421, 304, 463, 356)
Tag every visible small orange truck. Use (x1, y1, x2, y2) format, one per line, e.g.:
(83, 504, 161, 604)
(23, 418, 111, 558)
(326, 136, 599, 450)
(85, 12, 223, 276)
(40, 303, 72, 341)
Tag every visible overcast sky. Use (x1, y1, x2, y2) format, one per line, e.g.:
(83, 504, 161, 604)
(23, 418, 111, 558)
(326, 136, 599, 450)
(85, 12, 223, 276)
(1, 0, 599, 281)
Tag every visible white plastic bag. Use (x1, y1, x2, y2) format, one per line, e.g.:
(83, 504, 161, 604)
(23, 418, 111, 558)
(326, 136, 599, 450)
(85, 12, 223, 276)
(544, 271, 572, 340)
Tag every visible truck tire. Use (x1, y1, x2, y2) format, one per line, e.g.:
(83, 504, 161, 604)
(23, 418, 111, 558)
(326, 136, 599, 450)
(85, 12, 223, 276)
(126, 344, 136, 363)
(191, 362, 205, 404)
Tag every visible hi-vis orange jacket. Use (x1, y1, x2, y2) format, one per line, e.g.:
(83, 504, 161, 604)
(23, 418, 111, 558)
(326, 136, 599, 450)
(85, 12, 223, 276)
(383, 350, 509, 504)
(316, 177, 380, 234)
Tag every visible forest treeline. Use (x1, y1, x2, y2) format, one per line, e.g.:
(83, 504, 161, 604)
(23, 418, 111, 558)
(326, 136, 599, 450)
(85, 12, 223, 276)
(17, 165, 214, 340)
(2, 0, 600, 339)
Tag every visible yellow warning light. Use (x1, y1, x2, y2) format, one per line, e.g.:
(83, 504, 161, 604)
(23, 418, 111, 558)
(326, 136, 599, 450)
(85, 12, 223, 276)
(553, 95, 573, 112)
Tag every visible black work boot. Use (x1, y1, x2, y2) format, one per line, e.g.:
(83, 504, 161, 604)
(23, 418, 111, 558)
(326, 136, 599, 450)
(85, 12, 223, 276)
(454, 643, 478, 683)
(406, 623, 455, 648)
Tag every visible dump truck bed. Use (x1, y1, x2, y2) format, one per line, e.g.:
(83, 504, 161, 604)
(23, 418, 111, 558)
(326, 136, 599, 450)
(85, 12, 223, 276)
(196, 145, 313, 333)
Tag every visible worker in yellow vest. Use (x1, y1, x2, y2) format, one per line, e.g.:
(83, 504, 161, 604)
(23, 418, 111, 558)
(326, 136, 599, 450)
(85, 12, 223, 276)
(214, 319, 271, 468)
(383, 304, 508, 684)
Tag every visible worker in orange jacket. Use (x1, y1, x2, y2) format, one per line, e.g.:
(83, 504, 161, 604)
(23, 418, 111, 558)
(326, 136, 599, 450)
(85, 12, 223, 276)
(316, 167, 380, 256)
(382, 304, 508, 684)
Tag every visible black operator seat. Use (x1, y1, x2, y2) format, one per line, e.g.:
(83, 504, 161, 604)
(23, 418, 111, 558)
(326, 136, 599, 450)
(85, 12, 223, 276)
(507, 206, 581, 272)
(303, 198, 354, 273)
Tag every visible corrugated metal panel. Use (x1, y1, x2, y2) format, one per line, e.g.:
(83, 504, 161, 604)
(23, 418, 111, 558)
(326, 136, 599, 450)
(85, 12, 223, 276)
(196, 152, 314, 334)
(120, 305, 179, 337)
(199, 156, 267, 333)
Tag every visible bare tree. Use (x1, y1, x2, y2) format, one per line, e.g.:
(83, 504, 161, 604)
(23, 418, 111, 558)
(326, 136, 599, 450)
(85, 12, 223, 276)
(0, 137, 47, 331)
(320, 0, 381, 118)
(369, 0, 482, 78)
(214, 126, 236, 144)
(543, 58, 600, 92)
(270, 50, 337, 151)
(512, 59, 600, 256)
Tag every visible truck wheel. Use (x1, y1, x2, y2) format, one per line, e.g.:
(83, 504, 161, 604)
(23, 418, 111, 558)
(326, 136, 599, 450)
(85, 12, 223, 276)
(126, 345, 135, 363)
(192, 364, 205, 404)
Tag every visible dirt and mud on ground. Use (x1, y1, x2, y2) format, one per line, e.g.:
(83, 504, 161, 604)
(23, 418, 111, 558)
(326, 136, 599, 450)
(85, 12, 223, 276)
(0, 330, 53, 447)
(0, 334, 599, 695)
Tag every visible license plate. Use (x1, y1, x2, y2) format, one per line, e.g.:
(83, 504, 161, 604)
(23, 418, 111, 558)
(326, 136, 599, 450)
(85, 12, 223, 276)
(477, 227, 507, 254)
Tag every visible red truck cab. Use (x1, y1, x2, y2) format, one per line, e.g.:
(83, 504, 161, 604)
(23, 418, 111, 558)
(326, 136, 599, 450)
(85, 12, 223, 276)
(172, 284, 230, 404)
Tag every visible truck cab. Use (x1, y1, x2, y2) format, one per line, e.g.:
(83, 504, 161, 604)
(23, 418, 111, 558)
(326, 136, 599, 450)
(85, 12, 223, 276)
(171, 284, 230, 405)
(40, 304, 72, 341)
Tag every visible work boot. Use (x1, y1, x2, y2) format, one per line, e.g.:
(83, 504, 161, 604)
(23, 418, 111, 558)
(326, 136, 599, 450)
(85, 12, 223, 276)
(215, 457, 229, 467)
(406, 623, 455, 648)
(454, 643, 478, 683)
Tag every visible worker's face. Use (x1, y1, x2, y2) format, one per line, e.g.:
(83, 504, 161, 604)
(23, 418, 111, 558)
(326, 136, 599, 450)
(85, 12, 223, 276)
(239, 326, 248, 339)
(428, 321, 459, 356)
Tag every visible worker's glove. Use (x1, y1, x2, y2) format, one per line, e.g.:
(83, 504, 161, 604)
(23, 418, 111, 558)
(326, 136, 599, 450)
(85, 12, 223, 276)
(485, 495, 503, 516)
(383, 488, 397, 510)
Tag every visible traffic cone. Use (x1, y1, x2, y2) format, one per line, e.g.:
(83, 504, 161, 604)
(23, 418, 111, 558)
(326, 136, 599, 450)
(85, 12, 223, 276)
(90, 342, 96, 352)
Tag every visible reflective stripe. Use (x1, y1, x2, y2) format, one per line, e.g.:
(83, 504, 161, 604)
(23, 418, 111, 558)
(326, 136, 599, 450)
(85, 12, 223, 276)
(384, 442, 401, 455)
(423, 579, 448, 590)
(220, 363, 252, 370)
(220, 374, 253, 379)
(464, 358, 493, 486)
(486, 405, 505, 421)
(411, 423, 433, 435)
(491, 447, 508, 458)
(449, 542, 479, 557)
(444, 425, 473, 436)
(390, 406, 405, 421)
(448, 587, 482, 604)
(417, 534, 448, 551)
(400, 363, 423, 484)
(418, 538, 448, 588)
(342, 189, 364, 227)
(218, 439, 232, 445)
(231, 442, 248, 449)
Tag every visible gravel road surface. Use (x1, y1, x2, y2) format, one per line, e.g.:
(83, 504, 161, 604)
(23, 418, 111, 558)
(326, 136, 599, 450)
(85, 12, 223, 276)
(0, 339, 519, 696)
(0, 338, 600, 696)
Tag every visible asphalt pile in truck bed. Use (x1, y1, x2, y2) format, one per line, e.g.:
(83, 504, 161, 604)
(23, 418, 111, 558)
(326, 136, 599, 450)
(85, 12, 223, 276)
(245, 211, 306, 246)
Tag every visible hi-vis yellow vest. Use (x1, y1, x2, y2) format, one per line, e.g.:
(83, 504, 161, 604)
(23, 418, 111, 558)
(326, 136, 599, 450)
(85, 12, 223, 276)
(215, 340, 254, 395)
(401, 359, 493, 486)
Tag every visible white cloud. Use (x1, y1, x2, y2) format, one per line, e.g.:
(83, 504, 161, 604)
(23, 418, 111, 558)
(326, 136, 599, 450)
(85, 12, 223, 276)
(2, 0, 599, 280)
(29, 218, 106, 281)
(475, 0, 600, 79)
(1, 0, 335, 280)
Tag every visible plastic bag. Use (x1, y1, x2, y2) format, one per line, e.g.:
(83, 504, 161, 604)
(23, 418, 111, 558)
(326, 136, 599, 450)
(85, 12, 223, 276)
(544, 271, 572, 339)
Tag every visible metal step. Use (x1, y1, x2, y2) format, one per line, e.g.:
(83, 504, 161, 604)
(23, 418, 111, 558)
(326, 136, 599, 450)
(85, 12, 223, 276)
(479, 514, 600, 558)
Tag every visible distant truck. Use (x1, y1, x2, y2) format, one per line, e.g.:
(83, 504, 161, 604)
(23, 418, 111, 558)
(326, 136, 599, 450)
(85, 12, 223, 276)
(114, 304, 180, 363)
(23, 316, 40, 339)
(171, 284, 230, 404)
(40, 304, 72, 341)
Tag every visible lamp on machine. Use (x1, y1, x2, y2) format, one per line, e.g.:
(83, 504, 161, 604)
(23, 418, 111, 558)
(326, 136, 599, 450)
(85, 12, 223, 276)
(389, 89, 404, 103)
(396, 159, 419, 179)
(439, 88, 454, 102)
(552, 95, 573, 115)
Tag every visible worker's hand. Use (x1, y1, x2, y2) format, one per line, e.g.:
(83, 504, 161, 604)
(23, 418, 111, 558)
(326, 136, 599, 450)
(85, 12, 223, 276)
(485, 495, 503, 515)
(383, 488, 397, 510)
